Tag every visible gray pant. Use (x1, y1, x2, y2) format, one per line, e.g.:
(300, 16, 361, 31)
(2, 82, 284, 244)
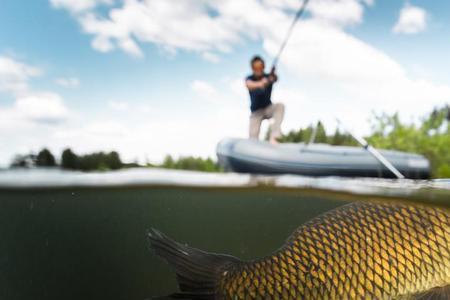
(249, 103, 285, 140)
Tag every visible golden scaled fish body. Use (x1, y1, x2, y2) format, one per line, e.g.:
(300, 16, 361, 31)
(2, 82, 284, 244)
(149, 201, 450, 300)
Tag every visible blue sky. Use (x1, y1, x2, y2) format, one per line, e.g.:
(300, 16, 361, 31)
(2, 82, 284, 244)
(0, 0, 449, 166)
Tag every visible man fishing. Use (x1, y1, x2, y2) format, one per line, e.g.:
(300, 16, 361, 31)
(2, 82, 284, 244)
(245, 55, 285, 144)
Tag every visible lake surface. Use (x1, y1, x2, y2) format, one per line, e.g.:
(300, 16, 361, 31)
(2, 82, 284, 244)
(0, 168, 449, 300)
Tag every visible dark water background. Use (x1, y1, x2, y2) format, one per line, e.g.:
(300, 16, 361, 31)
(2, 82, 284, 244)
(0, 168, 448, 300)
(0, 186, 345, 300)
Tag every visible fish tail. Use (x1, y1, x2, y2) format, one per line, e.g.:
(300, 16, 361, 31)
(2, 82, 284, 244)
(147, 228, 240, 300)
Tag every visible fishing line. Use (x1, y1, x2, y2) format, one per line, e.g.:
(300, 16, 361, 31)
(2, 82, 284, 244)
(271, 0, 311, 69)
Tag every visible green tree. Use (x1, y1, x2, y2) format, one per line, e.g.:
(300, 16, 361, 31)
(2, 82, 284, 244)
(162, 155, 175, 169)
(367, 107, 450, 178)
(36, 148, 56, 167)
(279, 121, 353, 145)
(314, 121, 328, 143)
(61, 148, 79, 170)
(61, 149, 124, 171)
(105, 151, 122, 170)
(278, 124, 315, 143)
(329, 129, 358, 146)
(78, 153, 102, 171)
(159, 155, 222, 172)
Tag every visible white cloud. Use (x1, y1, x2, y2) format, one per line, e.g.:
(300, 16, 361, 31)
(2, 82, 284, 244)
(191, 79, 249, 106)
(36, 96, 247, 166)
(0, 56, 70, 125)
(51, 0, 373, 60)
(308, 0, 371, 27)
(270, 21, 406, 82)
(0, 56, 41, 95)
(85, 120, 128, 137)
(229, 78, 247, 98)
(50, 0, 449, 126)
(55, 77, 80, 88)
(50, 0, 114, 14)
(72, 109, 247, 163)
(15, 93, 68, 124)
(264, 20, 450, 134)
(77, 1, 243, 58)
(393, 4, 427, 34)
(91, 34, 115, 53)
(118, 37, 143, 58)
(202, 52, 221, 63)
(191, 80, 218, 100)
(108, 100, 129, 111)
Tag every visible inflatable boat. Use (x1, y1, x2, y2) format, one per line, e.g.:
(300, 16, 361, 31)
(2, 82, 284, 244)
(216, 138, 430, 179)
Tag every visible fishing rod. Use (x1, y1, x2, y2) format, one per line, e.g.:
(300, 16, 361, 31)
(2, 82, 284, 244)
(271, 0, 311, 70)
(272, 1, 404, 180)
(336, 119, 405, 179)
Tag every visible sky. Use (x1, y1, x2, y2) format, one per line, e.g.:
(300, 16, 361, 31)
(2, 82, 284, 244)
(0, 0, 449, 167)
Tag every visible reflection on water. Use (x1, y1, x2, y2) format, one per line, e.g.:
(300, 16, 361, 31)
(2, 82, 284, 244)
(1, 167, 449, 192)
(0, 169, 448, 300)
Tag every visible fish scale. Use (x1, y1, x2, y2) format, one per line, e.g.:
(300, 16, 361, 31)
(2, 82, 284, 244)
(218, 202, 450, 299)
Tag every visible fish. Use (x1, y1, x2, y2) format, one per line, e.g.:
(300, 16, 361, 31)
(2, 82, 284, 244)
(148, 201, 450, 299)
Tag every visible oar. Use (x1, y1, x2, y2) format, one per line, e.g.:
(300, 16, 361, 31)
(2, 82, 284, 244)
(336, 119, 405, 179)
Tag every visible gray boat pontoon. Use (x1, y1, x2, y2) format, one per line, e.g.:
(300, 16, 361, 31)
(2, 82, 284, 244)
(217, 138, 430, 179)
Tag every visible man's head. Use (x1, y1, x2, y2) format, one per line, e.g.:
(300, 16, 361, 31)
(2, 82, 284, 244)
(250, 55, 265, 78)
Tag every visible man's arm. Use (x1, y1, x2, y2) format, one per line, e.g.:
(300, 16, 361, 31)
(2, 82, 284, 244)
(245, 77, 270, 91)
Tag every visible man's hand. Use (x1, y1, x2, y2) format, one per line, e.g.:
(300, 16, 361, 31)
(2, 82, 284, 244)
(268, 66, 278, 83)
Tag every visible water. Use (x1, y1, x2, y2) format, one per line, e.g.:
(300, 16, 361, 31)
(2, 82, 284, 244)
(0, 168, 448, 300)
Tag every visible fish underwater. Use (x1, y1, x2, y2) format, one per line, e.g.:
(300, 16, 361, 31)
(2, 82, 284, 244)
(148, 201, 450, 299)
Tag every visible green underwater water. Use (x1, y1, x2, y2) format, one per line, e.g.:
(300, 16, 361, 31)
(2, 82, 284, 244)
(0, 186, 346, 300)
(0, 168, 448, 300)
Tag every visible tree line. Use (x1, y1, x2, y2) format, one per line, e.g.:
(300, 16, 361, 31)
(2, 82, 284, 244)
(11, 149, 123, 171)
(10, 149, 221, 172)
(276, 121, 359, 146)
(158, 155, 222, 172)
